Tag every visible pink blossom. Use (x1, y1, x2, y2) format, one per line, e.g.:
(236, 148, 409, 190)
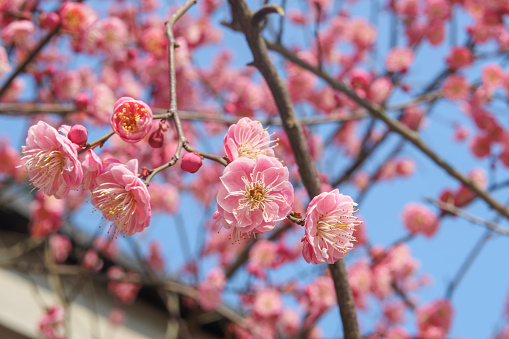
(344, 18, 377, 49)
(385, 47, 414, 73)
(385, 326, 411, 339)
(90, 83, 116, 125)
(97, 17, 128, 53)
(39, 12, 60, 30)
(29, 193, 65, 239)
(0, 46, 11, 77)
(111, 97, 153, 143)
(425, 0, 451, 21)
(107, 266, 141, 304)
(21, 121, 83, 199)
(49, 234, 72, 264)
(383, 301, 406, 323)
(288, 9, 308, 25)
(302, 189, 361, 264)
(197, 281, 223, 311)
(79, 149, 103, 191)
(470, 133, 492, 158)
(446, 46, 473, 70)
(108, 308, 125, 326)
(453, 125, 469, 141)
(401, 203, 439, 237)
(401, 105, 425, 130)
(416, 299, 453, 337)
(348, 260, 372, 309)
(53, 70, 82, 102)
(39, 306, 65, 339)
(82, 249, 103, 272)
(181, 152, 202, 173)
(482, 64, 504, 89)
(141, 27, 168, 58)
(247, 239, 278, 278)
(396, 158, 416, 177)
(278, 309, 301, 336)
(352, 170, 369, 191)
(59, 2, 96, 34)
(426, 21, 445, 46)
(306, 275, 336, 313)
(91, 159, 151, 237)
(148, 241, 165, 272)
(214, 156, 294, 241)
(368, 77, 393, 105)
(223, 117, 276, 161)
(1, 20, 35, 45)
(254, 289, 283, 318)
(149, 182, 179, 214)
(94, 237, 119, 260)
(67, 124, 88, 147)
(442, 74, 470, 101)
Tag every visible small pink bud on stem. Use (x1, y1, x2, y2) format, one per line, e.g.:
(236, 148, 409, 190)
(68, 124, 88, 147)
(181, 152, 202, 173)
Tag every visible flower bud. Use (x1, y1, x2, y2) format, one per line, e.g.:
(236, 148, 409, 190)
(181, 152, 202, 173)
(39, 12, 60, 30)
(74, 93, 89, 110)
(148, 130, 164, 148)
(68, 124, 88, 147)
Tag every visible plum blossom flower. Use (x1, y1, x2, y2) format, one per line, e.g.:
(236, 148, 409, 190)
(223, 117, 277, 162)
(385, 47, 414, 73)
(214, 156, 294, 241)
(49, 234, 72, 264)
(21, 121, 83, 199)
(111, 97, 153, 143)
(401, 203, 439, 237)
(253, 288, 283, 318)
(91, 159, 151, 237)
(302, 189, 361, 264)
(1, 20, 35, 45)
(416, 299, 453, 337)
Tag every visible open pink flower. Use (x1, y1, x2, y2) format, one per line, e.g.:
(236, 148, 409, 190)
(91, 159, 151, 237)
(49, 234, 72, 264)
(254, 288, 283, 318)
(302, 189, 361, 264)
(401, 203, 439, 237)
(214, 156, 294, 241)
(111, 97, 153, 143)
(21, 121, 83, 199)
(1, 20, 35, 45)
(223, 117, 276, 162)
(385, 47, 414, 73)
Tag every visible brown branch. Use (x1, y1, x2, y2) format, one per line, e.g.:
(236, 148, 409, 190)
(1, 103, 367, 125)
(225, 2, 360, 338)
(0, 24, 61, 100)
(265, 40, 509, 223)
(424, 198, 509, 236)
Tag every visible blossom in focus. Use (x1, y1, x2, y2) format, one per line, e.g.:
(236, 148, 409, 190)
(214, 156, 294, 241)
(223, 117, 277, 162)
(91, 159, 151, 237)
(21, 121, 83, 199)
(302, 189, 361, 264)
(111, 97, 153, 143)
(401, 203, 439, 237)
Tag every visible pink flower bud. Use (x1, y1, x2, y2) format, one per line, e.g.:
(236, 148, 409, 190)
(39, 12, 60, 30)
(181, 152, 202, 173)
(68, 124, 88, 147)
(148, 130, 164, 148)
(74, 93, 89, 110)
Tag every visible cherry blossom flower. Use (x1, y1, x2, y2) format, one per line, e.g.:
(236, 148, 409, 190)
(21, 121, 83, 199)
(446, 46, 473, 70)
(91, 159, 151, 237)
(416, 299, 453, 337)
(401, 203, 439, 237)
(49, 234, 72, 264)
(39, 306, 65, 339)
(214, 156, 294, 241)
(302, 189, 361, 264)
(1, 20, 35, 45)
(111, 97, 153, 143)
(223, 117, 277, 162)
(82, 249, 103, 272)
(59, 2, 97, 35)
(385, 47, 414, 73)
(254, 289, 283, 318)
(107, 266, 141, 304)
(442, 74, 470, 101)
